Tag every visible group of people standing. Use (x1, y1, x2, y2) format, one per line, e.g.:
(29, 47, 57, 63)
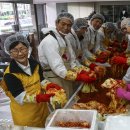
(1, 11, 130, 128)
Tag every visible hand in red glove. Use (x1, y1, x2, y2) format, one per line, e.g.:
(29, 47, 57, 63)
(94, 65, 106, 78)
(78, 55, 82, 59)
(100, 51, 109, 57)
(46, 83, 62, 91)
(113, 40, 120, 47)
(119, 52, 126, 58)
(127, 84, 130, 91)
(111, 56, 127, 65)
(95, 58, 106, 63)
(121, 40, 127, 51)
(89, 63, 97, 70)
(80, 69, 96, 78)
(76, 72, 96, 83)
(36, 93, 55, 103)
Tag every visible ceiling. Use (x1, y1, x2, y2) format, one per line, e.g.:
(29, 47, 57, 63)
(0, 0, 33, 4)
(33, 0, 130, 4)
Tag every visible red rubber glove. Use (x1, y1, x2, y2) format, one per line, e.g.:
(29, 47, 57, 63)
(121, 40, 127, 51)
(127, 84, 130, 91)
(62, 54, 67, 60)
(100, 51, 109, 58)
(95, 58, 106, 63)
(80, 70, 96, 79)
(119, 52, 126, 58)
(76, 72, 96, 83)
(36, 93, 55, 103)
(46, 83, 62, 91)
(78, 55, 82, 59)
(113, 40, 120, 47)
(117, 88, 130, 100)
(89, 63, 97, 70)
(111, 56, 127, 65)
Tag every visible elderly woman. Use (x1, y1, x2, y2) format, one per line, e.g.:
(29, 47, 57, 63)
(111, 18, 130, 66)
(1, 33, 64, 127)
(98, 22, 116, 50)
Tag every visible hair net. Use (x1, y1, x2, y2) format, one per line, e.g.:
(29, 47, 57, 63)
(72, 18, 88, 31)
(90, 13, 105, 23)
(4, 33, 30, 54)
(56, 12, 74, 24)
(103, 22, 116, 31)
(121, 18, 130, 29)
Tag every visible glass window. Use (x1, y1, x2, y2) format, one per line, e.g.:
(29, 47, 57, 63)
(100, 5, 113, 22)
(17, 4, 33, 34)
(100, 5, 130, 23)
(114, 5, 128, 22)
(0, 3, 33, 35)
(0, 3, 15, 34)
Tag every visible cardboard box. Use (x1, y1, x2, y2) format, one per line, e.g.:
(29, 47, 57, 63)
(46, 109, 97, 130)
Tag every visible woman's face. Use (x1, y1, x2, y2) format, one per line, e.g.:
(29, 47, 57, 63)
(56, 18, 72, 36)
(105, 28, 114, 34)
(91, 18, 103, 30)
(10, 42, 28, 66)
(126, 26, 130, 34)
(76, 27, 87, 37)
(121, 27, 127, 35)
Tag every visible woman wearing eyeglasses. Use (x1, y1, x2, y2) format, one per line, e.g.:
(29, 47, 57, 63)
(0, 33, 63, 127)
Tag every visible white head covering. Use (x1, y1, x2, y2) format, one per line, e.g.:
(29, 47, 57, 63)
(121, 18, 130, 29)
(72, 18, 88, 31)
(102, 22, 116, 31)
(90, 13, 105, 23)
(56, 12, 74, 24)
(4, 33, 30, 54)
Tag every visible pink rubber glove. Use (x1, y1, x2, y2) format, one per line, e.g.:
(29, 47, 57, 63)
(117, 88, 130, 100)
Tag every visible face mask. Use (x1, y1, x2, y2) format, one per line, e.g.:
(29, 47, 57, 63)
(128, 34, 130, 40)
(28, 46, 32, 58)
(59, 31, 68, 36)
(89, 25, 96, 31)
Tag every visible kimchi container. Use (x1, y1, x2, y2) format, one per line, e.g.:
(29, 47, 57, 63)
(45, 109, 98, 130)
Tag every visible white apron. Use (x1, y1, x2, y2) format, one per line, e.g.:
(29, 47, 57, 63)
(43, 43, 76, 99)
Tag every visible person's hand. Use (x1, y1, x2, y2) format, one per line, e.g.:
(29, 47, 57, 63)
(127, 84, 130, 91)
(94, 66, 106, 78)
(116, 88, 125, 98)
(100, 51, 110, 58)
(76, 72, 96, 83)
(121, 40, 127, 50)
(113, 40, 120, 47)
(95, 58, 106, 63)
(116, 88, 130, 100)
(89, 63, 97, 70)
(80, 69, 96, 78)
(46, 83, 62, 91)
(111, 56, 127, 65)
(36, 93, 55, 103)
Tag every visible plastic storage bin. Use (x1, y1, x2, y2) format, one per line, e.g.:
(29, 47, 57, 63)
(104, 115, 130, 130)
(45, 109, 97, 130)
